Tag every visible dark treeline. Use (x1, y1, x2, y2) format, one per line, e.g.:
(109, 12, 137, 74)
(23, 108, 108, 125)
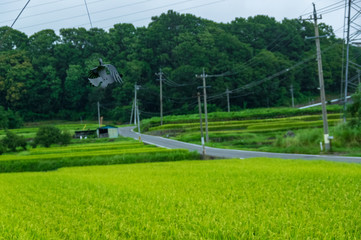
(0, 10, 360, 124)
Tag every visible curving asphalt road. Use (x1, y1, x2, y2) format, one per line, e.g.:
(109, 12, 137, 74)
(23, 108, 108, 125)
(118, 126, 361, 164)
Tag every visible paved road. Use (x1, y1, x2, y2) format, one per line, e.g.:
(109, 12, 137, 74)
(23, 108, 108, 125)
(118, 126, 361, 163)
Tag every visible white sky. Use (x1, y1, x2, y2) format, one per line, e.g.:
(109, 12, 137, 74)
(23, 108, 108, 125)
(0, 0, 348, 37)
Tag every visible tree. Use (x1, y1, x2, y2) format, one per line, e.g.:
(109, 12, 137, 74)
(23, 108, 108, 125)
(2, 131, 26, 152)
(0, 27, 28, 51)
(0, 50, 35, 110)
(0, 107, 23, 129)
(33, 126, 71, 148)
(64, 64, 88, 112)
(348, 87, 361, 126)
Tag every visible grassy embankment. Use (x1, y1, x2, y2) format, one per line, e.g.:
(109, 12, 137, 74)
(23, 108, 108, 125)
(0, 139, 199, 173)
(141, 106, 361, 155)
(0, 121, 102, 139)
(0, 158, 360, 239)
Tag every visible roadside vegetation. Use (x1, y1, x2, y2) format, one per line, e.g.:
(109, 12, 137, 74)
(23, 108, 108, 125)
(142, 105, 361, 156)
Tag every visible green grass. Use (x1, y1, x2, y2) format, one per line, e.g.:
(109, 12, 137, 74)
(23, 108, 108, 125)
(0, 158, 360, 239)
(148, 113, 344, 154)
(0, 140, 199, 173)
(0, 120, 111, 139)
(142, 106, 342, 132)
(142, 107, 361, 155)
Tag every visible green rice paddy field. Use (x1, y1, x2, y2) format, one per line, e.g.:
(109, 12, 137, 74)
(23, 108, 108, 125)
(0, 158, 360, 239)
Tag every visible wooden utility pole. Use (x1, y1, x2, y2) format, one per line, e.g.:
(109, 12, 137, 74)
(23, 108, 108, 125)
(133, 84, 141, 126)
(130, 99, 134, 124)
(344, 0, 352, 117)
(134, 84, 137, 125)
(290, 84, 295, 108)
(137, 105, 140, 134)
(156, 69, 164, 125)
(196, 68, 209, 142)
(196, 69, 225, 142)
(311, 3, 330, 151)
(197, 92, 205, 158)
(226, 88, 231, 112)
(97, 101, 101, 128)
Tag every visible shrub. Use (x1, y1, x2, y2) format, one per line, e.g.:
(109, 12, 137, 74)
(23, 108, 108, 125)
(0, 143, 5, 155)
(2, 131, 27, 152)
(333, 123, 361, 147)
(58, 131, 72, 146)
(348, 89, 361, 126)
(33, 126, 71, 148)
(0, 107, 23, 129)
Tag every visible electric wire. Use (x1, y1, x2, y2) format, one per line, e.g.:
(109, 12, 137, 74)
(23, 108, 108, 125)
(0, 0, 24, 5)
(17, 0, 153, 30)
(84, 0, 93, 28)
(0, 0, 104, 25)
(10, 0, 31, 28)
(101, 0, 223, 28)
(0, 0, 31, 48)
(16, 0, 206, 31)
(0, 0, 68, 15)
(75, 0, 201, 28)
(206, 42, 339, 101)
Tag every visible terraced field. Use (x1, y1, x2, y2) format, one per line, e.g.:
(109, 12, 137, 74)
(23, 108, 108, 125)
(144, 112, 343, 153)
(0, 121, 102, 139)
(0, 140, 199, 173)
(148, 113, 341, 133)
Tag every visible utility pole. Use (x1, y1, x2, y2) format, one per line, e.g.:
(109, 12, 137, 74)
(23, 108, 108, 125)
(196, 69, 225, 142)
(226, 88, 231, 112)
(133, 84, 141, 126)
(197, 92, 205, 158)
(290, 84, 295, 108)
(307, 3, 330, 151)
(196, 68, 209, 142)
(344, 0, 352, 118)
(130, 99, 134, 124)
(134, 85, 137, 125)
(97, 101, 101, 128)
(156, 68, 164, 125)
(137, 104, 140, 134)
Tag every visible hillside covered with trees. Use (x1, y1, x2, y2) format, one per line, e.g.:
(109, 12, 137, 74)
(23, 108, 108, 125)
(1, 10, 360, 124)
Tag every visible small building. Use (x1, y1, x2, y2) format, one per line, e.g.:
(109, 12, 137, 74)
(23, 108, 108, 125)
(74, 130, 96, 139)
(97, 125, 119, 138)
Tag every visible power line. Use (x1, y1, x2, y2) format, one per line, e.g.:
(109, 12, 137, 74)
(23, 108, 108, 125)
(0, 0, 24, 6)
(83, 0, 93, 28)
(17, 0, 151, 30)
(0, 0, 105, 25)
(102, 0, 224, 28)
(11, 0, 31, 28)
(206, 42, 339, 101)
(75, 0, 201, 28)
(17, 0, 200, 31)
(301, 0, 346, 17)
(0, 0, 68, 15)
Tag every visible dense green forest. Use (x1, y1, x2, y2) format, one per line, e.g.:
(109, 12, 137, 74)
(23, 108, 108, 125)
(0, 10, 360, 125)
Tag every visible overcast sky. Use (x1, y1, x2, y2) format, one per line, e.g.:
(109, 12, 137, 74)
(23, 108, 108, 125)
(0, 0, 348, 37)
